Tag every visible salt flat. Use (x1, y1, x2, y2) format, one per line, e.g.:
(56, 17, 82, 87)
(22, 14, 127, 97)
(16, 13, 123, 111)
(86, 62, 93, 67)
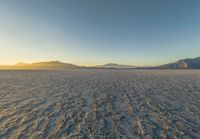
(0, 70, 199, 139)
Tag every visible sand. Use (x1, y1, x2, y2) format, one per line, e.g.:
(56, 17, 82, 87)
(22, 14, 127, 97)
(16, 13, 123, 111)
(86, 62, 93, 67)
(0, 69, 199, 139)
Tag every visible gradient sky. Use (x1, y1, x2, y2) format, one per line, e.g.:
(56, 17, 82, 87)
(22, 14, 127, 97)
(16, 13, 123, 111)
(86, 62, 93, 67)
(0, 0, 200, 66)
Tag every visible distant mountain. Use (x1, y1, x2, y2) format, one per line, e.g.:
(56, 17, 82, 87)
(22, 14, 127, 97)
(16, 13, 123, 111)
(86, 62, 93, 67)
(1, 57, 200, 70)
(0, 61, 81, 69)
(158, 57, 200, 69)
(96, 63, 137, 69)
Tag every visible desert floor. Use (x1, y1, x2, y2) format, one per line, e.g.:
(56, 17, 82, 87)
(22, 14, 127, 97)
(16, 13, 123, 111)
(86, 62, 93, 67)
(0, 70, 199, 139)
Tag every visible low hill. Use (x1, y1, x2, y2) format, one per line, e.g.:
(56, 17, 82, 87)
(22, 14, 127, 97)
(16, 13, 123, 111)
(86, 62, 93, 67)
(96, 63, 137, 69)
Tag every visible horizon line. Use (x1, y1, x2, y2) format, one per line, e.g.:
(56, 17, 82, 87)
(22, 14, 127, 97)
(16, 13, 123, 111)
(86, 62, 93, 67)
(0, 56, 199, 67)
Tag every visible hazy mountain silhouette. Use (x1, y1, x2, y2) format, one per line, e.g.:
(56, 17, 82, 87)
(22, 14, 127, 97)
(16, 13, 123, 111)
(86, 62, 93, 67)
(96, 63, 137, 69)
(158, 57, 200, 69)
(0, 61, 81, 69)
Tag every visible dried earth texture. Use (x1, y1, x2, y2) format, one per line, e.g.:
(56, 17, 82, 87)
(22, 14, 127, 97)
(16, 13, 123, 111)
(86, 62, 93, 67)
(0, 70, 200, 139)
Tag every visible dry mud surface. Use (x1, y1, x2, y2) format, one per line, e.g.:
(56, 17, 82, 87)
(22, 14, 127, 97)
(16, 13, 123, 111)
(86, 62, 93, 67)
(0, 70, 200, 139)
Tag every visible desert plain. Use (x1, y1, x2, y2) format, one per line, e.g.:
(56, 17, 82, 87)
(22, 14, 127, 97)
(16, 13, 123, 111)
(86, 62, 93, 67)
(0, 69, 199, 139)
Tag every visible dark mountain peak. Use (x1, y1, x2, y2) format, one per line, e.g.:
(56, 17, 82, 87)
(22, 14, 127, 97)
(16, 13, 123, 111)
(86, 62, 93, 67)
(177, 57, 200, 62)
(158, 57, 200, 69)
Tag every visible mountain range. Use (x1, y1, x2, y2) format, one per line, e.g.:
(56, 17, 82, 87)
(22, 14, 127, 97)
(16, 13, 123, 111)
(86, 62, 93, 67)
(0, 57, 200, 69)
(0, 61, 81, 70)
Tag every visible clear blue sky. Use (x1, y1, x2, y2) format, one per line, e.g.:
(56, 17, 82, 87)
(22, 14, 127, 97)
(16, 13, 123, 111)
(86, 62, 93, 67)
(0, 0, 200, 66)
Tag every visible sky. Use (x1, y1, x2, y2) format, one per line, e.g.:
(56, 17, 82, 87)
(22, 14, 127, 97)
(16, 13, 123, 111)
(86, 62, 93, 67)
(0, 0, 200, 66)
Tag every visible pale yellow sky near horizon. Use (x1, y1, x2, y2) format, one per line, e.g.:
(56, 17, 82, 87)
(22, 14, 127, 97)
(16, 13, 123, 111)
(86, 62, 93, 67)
(0, 36, 198, 67)
(0, 37, 197, 67)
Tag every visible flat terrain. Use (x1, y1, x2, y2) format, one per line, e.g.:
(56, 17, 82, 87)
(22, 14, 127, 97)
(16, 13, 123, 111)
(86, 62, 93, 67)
(0, 70, 199, 139)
